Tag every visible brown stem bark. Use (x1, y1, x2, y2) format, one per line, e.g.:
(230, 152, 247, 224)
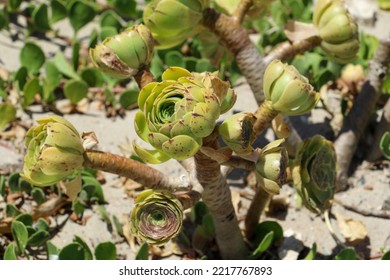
(253, 100, 279, 138)
(244, 185, 271, 241)
(367, 98, 390, 162)
(83, 150, 186, 191)
(194, 135, 248, 259)
(334, 40, 390, 190)
(232, 0, 253, 23)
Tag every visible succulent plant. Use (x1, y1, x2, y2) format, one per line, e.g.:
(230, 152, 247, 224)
(134, 66, 236, 163)
(143, 0, 210, 49)
(293, 135, 336, 214)
(313, 0, 359, 63)
(89, 24, 154, 78)
(130, 189, 183, 245)
(213, 0, 273, 18)
(263, 60, 320, 116)
(218, 112, 256, 155)
(21, 115, 85, 187)
(254, 139, 288, 195)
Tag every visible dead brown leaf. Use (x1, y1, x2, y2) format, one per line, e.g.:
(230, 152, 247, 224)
(335, 212, 368, 245)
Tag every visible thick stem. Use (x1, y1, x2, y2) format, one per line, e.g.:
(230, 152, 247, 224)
(367, 98, 390, 162)
(253, 100, 279, 138)
(232, 0, 253, 23)
(134, 68, 155, 89)
(176, 190, 202, 210)
(194, 136, 248, 259)
(83, 150, 186, 191)
(245, 185, 271, 241)
(221, 156, 255, 171)
(334, 40, 390, 190)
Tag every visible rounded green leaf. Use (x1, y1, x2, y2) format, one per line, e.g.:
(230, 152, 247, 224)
(335, 248, 358, 260)
(73, 236, 93, 260)
(7, 172, 21, 193)
(165, 51, 185, 68)
(58, 243, 86, 260)
(6, 204, 22, 218)
(119, 89, 139, 109)
(254, 221, 284, 245)
(32, 3, 51, 32)
(94, 242, 117, 260)
(54, 52, 79, 79)
(63, 79, 89, 104)
(46, 241, 59, 260)
(68, 1, 96, 33)
(251, 231, 274, 259)
(380, 132, 390, 160)
(100, 26, 118, 40)
(0, 11, 9, 30)
(28, 230, 50, 247)
(14, 66, 28, 90)
(14, 213, 33, 227)
(20, 42, 45, 74)
(35, 218, 50, 232)
(11, 221, 29, 254)
(107, 0, 137, 17)
(45, 61, 62, 91)
(100, 10, 122, 31)
(80, 67, 104, 87)
(0, 103, 16, 132)
(22, 78, 41, 107)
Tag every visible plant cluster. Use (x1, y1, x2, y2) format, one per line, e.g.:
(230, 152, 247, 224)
(1, 0, 390, 260)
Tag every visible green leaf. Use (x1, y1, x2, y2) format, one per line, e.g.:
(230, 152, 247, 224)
(8, 172, 21, 193)
(88, 28, 98, 49)
(335, 248, 358, 260)
(6, 204, 22, 218)
(150, 53, 164, 80)
(202, 213, 215, 237)
(9, 0, 23, 11)
(184, 57, 198, 72)
(100, 26, 118, 40)
(112, 215, 123, 236)
(31, 187, 47, 205)
(72, 39, 80, 71)
(14, 66, 28, 90)
(53, 52, 79, 80)
(73, 236, 93, 260)
(380, 132, 390, 160)
(100, 10, 122, 31)
(196, 59, 215, 72)
(46, 241, 59, 260)
(35, 218, 50, 232)
(72, 199, 85, 216)
(63, 79, 89, 104)
(0, 175, 5, 196)
(80, 68, 104, 87)
(94, 242, 116, 260)
(50, 0, 67, 24)
(22, 78, 41, 107)
(304, 243, 317, 260)
(0, 10, 9, 30)
(190, 201, 209, 224)
(59, 243, 86, 260)
(0, 103, 16, 132)
(382, 250, 390, 260)
(4, 243, 18, 260)
(107, 0, 137, 17)
(97, 205, 112, 226)
(12, 221, 29, 255)
(254, 221, 284, 245)
(164, 51, 185, 68)
(20, 42, 45, 74)
(14, 213, 33, 227)
(119, 89, 139, 109)
(32, 3, 51, 32)
(135, 243, 149, 260)
(250, 231, 274, 259)
(28, 230, 50, 247)
(45, 61, 62, 91)
(68, 1, 96, 34)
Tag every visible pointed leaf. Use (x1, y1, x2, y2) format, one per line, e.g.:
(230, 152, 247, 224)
(32, 3, 51, 32)
(251, 231, 274, 259)
(68, 1, 96, 33)
(72, 39, 80, 71)
(20, 42, 45, 74)
(335, 248, 358, 260)
(28, 230, 50, 247)
(50, 0, 67, 24)
(63, 79, 89, 104)
(46, 241, 59, 260)
(54, 52, 79, 80)
(112, 215, 123, 236)
(304, 243, 317, 260)
(73, 236, 93, 260)
(0, 103, 16, 131)
(22, 78, 41, 107)
(4, 243, 18, 260)
(135, 243, 149, 260)
(12, 221, 29, 254)
(94, 242, 116, 260)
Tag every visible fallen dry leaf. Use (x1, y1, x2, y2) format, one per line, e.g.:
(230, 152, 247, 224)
(335, 212, 368, 245)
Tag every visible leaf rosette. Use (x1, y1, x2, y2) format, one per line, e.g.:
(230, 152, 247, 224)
(293, 135, 336, 214)
(134, 67, 236, 163)
(21, 115, 84, 187)
(130, 189, 184, 245)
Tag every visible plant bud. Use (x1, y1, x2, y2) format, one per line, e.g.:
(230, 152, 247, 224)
(21, 115, 84, 187)
(263, 60, 320, 116)
(89, 24, 154, 78)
